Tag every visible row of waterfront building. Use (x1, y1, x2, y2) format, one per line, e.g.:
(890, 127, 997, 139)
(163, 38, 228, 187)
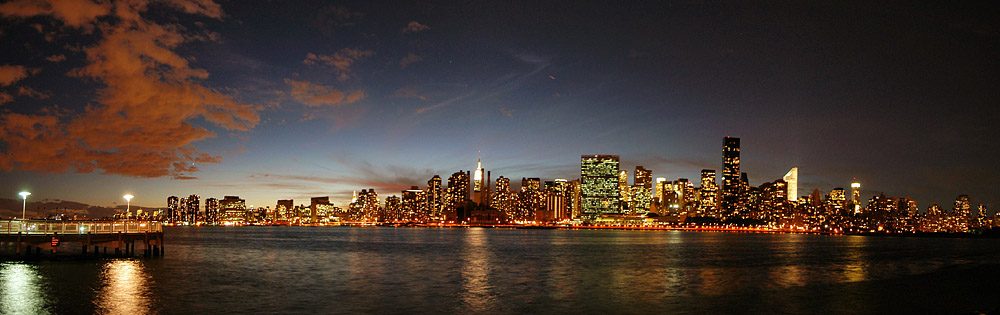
(128, 137, 996, 233)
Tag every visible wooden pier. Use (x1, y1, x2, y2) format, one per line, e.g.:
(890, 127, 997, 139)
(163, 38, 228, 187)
(0, 220, 164, 258)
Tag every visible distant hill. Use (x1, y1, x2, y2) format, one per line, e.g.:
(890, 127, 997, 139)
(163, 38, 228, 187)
(0, 198, 160, 219)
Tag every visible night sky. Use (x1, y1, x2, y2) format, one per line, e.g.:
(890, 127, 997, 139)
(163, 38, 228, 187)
(1, 0, 998, 214)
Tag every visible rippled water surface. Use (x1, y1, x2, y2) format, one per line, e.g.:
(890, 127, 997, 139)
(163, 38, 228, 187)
(3, 227, 1000, 314)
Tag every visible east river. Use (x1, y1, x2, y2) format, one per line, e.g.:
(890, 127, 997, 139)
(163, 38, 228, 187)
(2, 226, 999, 314)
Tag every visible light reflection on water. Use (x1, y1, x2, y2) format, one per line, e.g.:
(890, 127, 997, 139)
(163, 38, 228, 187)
(95, 260, 152, 315)
(460, 228, 496, 312)
(842, 236, 869, 283)
(1, 263, 48, 315)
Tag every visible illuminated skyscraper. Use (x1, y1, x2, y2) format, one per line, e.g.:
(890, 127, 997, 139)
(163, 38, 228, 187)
(851, 180, 861, 211)
(618, 170, 630, 208)
(220, 195, 247, 223)
(699, 169, 718, 215)
(829, 188, 845, 209)
(492, 176, 515, 217)
(722, 137, 741, 212)
(581, 154, 621, 219)
(474, 152, 484, 192)
(402, 187, 425, 221)
(186, 194, 200, 223)
(472, 152, 491, 206)
(309, 196, 332, 223)
(783, 167, 798, 201)
(276, 199, 293, 221)
(627, 166, 653, 215)
(427, 175, 443, 218)
(383, 196, 401, 222)
(166, 196, 179, 222)
(521, 177, 540, 191)
(954, 195, 971, 217)
(634, 166, 652, 189)
(569, 179, 582, 219)
(205, 197, 219, 224)
(446, 171, 470, 212)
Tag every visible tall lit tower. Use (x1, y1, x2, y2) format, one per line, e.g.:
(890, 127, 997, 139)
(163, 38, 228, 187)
(474, 151, 484, 193)
(472, 151, 490, 206)
(851, 180, 861, 211)
(722, 137, 741, 212)
(783, 167, 798, 201)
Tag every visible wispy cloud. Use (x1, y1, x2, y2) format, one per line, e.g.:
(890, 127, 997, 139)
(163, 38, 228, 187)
(401, 21, 430, 34)
(303, 48, 374, 81)
(285, 78, 364, 107)
(399, 53, 423, 68)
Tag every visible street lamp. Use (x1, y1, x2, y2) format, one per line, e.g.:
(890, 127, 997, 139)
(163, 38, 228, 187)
(18, 191, 30, 219)
(123, 194, 134, 215)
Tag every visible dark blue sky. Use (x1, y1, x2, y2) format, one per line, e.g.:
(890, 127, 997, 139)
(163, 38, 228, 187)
(0, 0, 998, 214)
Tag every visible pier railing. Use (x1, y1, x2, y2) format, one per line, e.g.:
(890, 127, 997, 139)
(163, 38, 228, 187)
(0, 220, 162, 235)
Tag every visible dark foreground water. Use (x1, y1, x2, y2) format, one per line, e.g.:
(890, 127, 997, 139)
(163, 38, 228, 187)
(2, 227, 1000, 314)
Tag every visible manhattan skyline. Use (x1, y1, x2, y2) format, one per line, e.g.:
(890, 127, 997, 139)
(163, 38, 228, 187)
(1, 1, 998, 211)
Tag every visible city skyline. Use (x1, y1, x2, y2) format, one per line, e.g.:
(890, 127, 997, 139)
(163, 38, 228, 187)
(1, 1, 999, 212)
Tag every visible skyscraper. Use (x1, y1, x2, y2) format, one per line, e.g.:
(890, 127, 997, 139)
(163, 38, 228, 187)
(722, 137, 741, 213)
(472, 152, 490, 205)
(634, 166, 652, 189)
(699, 169, 718, 216)
(581, 154, 621, 219)
(618, 169, 630, 211)
(850, 181, 861, 212)
(446, 171, 470, 213)
(205, 197, 219, 224)
(783, 167, 798, 201)
(186, 194, 200, 223)
(829, 188, 846, 209)
(427, 175, 443, 218)
(166, 196, 179, 222)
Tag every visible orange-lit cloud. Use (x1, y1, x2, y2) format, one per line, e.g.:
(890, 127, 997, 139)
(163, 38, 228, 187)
(0, 0, 259, 179)
(0, 65, 30, 86)
(401, 21, 429, 34)
(303, 48, 374, 81)
(0, 92, 12, 105)
(285, 78, 364, 107)
(399, 53, 423, 68)
(0, 0, 111, 28)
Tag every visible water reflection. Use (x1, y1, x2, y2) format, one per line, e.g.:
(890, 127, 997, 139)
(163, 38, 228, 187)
(841, 236, 869, 282)
(461, 228, 496, 312)
(771, 234, 806, 287)
(1, 263, 48, 314)
(96, 260, 152, 314)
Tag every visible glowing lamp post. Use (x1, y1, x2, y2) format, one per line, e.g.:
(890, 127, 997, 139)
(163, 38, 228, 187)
(124, 194, 134, 216)
(19, 191, 30, 219)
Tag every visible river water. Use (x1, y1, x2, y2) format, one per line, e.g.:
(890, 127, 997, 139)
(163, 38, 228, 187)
(2, 226, 999, 314)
